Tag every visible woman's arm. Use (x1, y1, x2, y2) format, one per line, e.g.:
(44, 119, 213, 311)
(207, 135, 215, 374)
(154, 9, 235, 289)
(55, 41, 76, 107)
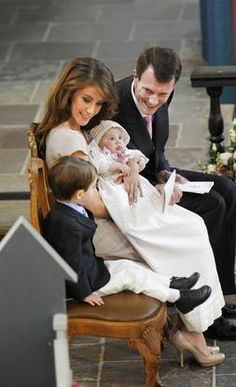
(121, 159, 141, 204)
(85, 190, 110, 219)
(71, 150, 110, 219)
(71, 150, 90, 160)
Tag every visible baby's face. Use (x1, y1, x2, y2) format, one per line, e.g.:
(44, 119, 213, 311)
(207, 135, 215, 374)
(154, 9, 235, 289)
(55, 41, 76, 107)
(99, 127, 125, 155)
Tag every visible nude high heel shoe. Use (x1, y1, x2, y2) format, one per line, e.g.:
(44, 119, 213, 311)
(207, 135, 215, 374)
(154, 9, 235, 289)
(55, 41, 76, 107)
(208, 345, 220, 353)
(170, 331, 225, 367)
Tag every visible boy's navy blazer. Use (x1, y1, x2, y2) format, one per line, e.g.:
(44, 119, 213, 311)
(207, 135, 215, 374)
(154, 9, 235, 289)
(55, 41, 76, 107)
(43, 202, 110, 301)
(115, 76, 172, 184)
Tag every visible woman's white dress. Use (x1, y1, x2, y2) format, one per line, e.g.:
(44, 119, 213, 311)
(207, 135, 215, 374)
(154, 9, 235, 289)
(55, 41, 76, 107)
(46, 122, 224, 332)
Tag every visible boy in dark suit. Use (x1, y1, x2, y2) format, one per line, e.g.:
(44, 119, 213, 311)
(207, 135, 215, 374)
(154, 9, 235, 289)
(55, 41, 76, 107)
(43, 155, 210, 312)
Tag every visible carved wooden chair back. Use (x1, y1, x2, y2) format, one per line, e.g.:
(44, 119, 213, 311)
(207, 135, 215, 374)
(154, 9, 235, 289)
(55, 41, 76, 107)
(27, 122, 167, 387)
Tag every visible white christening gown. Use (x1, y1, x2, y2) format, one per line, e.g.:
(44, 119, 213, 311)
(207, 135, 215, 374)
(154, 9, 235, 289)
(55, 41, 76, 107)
(91, 146, 224, 332)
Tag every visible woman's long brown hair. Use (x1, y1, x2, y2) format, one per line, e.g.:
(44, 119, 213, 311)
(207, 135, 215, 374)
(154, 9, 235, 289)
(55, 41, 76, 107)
(35, 57, 118, 158)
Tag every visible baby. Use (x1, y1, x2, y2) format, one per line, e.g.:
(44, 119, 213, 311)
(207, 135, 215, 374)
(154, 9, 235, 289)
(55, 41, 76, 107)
(89, 120, 147, 177)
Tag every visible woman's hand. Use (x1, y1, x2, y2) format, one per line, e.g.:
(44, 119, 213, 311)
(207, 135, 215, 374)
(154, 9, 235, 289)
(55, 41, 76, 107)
(119, 163, 131, 176)
(137, 157, 146, 172)
(83, 294, 104, 306)
(116, 159, 141, 204)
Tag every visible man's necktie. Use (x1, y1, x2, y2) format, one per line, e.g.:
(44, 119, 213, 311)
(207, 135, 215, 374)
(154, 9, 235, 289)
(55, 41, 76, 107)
(143, 115, 153, 138)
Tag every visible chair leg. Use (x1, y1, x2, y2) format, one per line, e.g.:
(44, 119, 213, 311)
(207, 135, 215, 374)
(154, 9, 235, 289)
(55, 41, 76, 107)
(144, 359, 163, 387)
(129, 325, 163, 387)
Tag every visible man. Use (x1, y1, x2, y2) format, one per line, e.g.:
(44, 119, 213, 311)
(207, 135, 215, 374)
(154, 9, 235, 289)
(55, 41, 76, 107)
(114, 46, 236, 340)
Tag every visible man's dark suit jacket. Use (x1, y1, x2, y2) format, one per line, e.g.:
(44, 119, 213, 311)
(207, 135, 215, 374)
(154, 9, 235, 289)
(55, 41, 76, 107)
(43, 202, 110, 301)
(114, 75, 236, 295)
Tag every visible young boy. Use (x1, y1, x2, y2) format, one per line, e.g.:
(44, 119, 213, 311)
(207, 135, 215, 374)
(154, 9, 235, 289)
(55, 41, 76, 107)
(43, 155, 210, 312)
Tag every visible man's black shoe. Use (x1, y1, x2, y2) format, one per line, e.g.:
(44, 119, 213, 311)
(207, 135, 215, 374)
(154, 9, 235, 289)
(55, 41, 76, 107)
(176, 285, 211, 314)
(204, 316, 236, 340)
(222, 304, 236, 318)
(170, 272, 200, 290)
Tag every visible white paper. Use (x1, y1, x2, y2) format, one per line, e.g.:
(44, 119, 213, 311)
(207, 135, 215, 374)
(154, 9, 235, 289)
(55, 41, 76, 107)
(177, 181, 214, 194)
(162, 169, 176, 213)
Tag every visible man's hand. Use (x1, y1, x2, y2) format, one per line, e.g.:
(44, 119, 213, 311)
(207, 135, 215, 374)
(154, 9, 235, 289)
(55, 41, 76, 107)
(83, 294, 104, 306)
(155, 182, 183, 205)
(169, 184, 183, 205)
(158, 169, 189, 184)
(157, 170, 172, 183)
(175, 173, 189, 184)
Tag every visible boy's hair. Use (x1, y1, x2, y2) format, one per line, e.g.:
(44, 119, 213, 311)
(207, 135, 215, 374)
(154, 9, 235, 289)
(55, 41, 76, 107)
(48, 156, 97, 201)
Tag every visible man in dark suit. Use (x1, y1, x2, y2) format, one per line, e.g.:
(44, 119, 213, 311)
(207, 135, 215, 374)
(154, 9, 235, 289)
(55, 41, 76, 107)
(114, 46, 236, 339)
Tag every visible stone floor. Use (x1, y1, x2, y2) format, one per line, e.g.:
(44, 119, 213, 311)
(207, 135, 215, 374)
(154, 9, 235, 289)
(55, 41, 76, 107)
(69, 331, 236, 387)
(0, 0, 236, 386)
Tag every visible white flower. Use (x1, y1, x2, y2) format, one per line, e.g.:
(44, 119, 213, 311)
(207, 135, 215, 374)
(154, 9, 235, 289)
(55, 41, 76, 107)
(229, 128, 236, 143)
(218, 152, 232, 166)
(207, 164, 216, 173)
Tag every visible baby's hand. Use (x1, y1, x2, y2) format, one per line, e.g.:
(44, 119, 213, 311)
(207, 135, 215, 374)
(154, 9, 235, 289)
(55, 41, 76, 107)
(83, 294, 104, 306)
(137, 157, 146, 172)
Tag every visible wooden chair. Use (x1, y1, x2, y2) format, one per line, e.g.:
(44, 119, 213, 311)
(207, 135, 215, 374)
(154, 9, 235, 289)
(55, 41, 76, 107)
(28, 123, 167, 387)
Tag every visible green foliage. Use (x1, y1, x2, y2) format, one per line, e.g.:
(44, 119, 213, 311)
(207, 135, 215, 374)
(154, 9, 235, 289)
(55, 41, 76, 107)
(201, 119, 236, 182)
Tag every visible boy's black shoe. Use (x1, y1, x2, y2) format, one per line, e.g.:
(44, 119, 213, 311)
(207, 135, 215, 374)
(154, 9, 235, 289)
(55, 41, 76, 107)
(170, 272, 200, 290)
(176, 285, 211, 314)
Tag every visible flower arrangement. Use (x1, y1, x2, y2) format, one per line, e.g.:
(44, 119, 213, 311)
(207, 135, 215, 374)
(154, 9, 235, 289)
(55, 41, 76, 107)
(202, 118, 236, 182)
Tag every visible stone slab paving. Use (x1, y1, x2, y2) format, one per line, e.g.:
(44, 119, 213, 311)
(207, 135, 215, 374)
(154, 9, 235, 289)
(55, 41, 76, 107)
(0, 0, 235, 385)
(69, 327, 232, 387)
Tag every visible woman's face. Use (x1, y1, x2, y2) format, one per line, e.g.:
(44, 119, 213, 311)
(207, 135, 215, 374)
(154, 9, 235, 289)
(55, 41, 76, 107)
(70, 85, 106, 128)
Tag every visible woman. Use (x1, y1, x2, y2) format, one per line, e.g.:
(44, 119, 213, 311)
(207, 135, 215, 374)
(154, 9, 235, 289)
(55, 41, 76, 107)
(35, 57, 225, 367)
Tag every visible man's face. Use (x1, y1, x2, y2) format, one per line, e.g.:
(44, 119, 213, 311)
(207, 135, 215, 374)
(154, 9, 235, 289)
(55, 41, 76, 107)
(133, 66, 176, 115)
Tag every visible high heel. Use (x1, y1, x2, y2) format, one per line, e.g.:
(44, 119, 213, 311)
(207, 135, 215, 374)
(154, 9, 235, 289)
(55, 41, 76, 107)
(208, 345, 220, 354)
(170, 330, 225, 367)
